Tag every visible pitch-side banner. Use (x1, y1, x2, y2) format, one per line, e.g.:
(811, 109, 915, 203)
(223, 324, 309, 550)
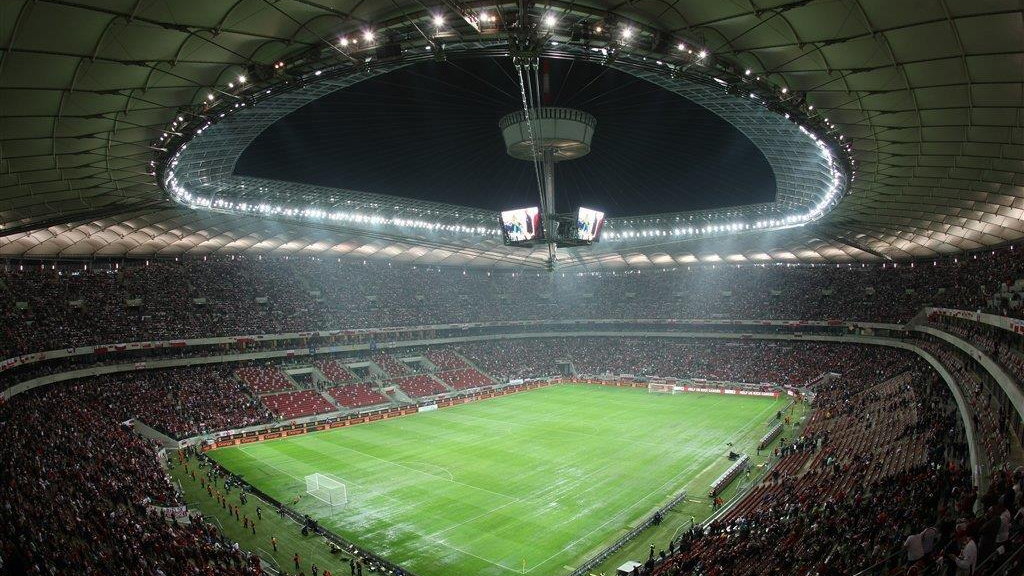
(674, 385, 778, 397)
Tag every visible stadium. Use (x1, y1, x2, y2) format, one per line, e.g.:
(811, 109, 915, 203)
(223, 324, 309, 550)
(1, 1, 1023, 575)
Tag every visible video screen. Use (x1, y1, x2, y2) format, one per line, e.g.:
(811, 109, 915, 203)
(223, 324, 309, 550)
(501, 207, 542, 244)
(576, 207, 605, 242)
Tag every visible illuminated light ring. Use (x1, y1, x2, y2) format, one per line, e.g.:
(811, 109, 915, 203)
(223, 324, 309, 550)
(159, 41, 849, 245)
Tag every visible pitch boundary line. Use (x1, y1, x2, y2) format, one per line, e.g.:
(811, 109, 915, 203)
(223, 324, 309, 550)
(407, 392, 776, 572)
(238, 392, 784, 575)
(413, 393, 742, 571)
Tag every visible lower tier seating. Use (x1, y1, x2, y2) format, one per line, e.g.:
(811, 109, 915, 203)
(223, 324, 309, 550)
(260, 390, 335, 419)
(436, 368, 494, 390)
(393, 374, 448, 398)
(328, 383, 389, 408)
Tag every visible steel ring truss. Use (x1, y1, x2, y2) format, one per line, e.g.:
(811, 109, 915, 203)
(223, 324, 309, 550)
(159, 28, 849, 269)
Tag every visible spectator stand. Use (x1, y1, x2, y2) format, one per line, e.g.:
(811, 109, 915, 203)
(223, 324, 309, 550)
(327, 383, 391, 410)
(915, 323, 1024, 438)
(435, 367, 496, 391)
(236, 365, 295, 395)
(391, 374, 451, 399)
(260, 390, 337, 420)
(313, 358, 358, 385)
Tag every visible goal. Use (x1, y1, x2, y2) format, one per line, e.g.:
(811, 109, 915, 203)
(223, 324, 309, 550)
(304, 473, 348, 507)
(648, 382, 678, 394)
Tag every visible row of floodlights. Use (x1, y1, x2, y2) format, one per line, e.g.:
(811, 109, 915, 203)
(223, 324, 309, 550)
(163, 175, 498, 235)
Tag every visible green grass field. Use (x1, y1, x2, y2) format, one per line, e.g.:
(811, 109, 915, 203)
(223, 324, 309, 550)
(208, 384, 785, 576)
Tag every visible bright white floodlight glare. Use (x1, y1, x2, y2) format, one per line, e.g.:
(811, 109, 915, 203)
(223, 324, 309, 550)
(433, 14, 444, 27)
(621, 27, 633, 39)
(339, 37, 349, 46)
(677, 42, 686, 50)
(237, 75, 246, 83)
(363, 30, 374, 42)
(698, 50, 708, 59)
(544, 14, 556, 27)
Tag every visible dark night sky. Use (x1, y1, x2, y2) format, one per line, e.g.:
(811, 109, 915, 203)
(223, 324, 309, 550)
(236, 57, 776, 217)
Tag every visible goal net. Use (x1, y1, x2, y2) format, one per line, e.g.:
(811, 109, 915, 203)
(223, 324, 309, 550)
(648, 382, 678, 394)
(304, 473, 347, 507)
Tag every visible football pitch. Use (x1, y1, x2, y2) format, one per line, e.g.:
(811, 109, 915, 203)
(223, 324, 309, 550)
(209, 384, 785, 576)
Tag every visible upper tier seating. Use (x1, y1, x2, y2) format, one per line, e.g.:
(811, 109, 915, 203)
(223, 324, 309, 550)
(87, 366, 271, 438)
(3, 247, 1024, 358)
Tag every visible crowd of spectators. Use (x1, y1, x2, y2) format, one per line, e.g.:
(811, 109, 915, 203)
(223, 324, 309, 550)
(83, 366, 273, 439)
(0, 385, 263, 576)
(235, 365, 295, 395)
(3, 247, 1024, 358)
(913, 339, 1013, 468)
(454, 338, 890, 386)
(3, 245, 1024, 575)
(929, 313, 1024, 389)
(424, 349, 470, 371)
(650, 351, 989, 576)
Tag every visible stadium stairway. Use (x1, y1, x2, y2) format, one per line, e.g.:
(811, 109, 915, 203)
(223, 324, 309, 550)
(283, 371, 302, 390)
(317, 389, 344, 411)
(431, 374, 455, 393)
(383, 384, 415, 404)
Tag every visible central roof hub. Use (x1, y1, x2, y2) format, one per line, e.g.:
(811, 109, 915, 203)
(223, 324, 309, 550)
(499, 107, 596, 162)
